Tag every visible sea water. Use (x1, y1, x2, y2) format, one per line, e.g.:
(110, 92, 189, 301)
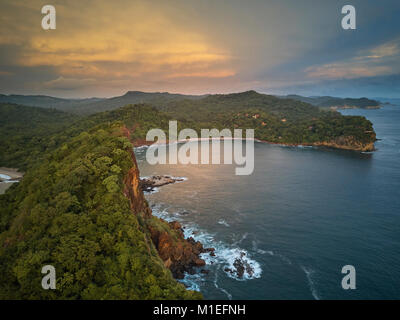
(135, 101, 400, 299)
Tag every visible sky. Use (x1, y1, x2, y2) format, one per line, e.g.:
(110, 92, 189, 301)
(0, 0, 399, 98)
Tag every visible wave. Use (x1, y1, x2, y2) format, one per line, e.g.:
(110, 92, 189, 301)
(143, 187, 159, 195)
(0, 174, 11, 180)
(251, 240, 268, 255)
(300, 265, 320, 300)
(151, 204, 262, 284)
(232, 232, 248, 246)
(213, 268, 232, 300)
(217, 219, 230, 227)
(178, 273, 203, 292)
(134, 145, 149, 151)
(175, 176, 189, 183)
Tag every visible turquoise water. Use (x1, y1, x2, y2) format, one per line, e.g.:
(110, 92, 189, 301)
(135, 102, 400, 300)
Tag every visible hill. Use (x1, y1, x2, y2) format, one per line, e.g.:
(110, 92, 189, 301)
(156, 91, 376, 151)
(0, 104, 79, 169)
(282, 95, 381, 109)
(0, 94, 104, 112)
(0, 91, 203, 115)
(0, 93, 378, 298)
(75, 91, 203, 115)
(0, 121, 204, 299)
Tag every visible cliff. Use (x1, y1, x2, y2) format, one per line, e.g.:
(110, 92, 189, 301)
(311, 136, 375, 152)
(122, 127, 211, 280)
(123, 149, 152, 218)
(0, 124, 202, 299)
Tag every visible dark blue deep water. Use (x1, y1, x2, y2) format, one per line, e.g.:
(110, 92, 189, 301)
(135, 101, 400, 299)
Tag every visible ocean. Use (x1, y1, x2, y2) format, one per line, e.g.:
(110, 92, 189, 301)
(134, 100, 400, 300)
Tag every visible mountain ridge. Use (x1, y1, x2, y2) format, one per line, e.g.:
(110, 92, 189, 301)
(0, 90, 382, 114)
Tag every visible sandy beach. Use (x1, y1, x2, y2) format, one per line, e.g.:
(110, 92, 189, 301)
(0, 167, 23, 194)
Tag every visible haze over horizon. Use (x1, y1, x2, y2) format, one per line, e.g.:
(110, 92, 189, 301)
(1, 0, 399, 98)
(0, 90, 398, 101)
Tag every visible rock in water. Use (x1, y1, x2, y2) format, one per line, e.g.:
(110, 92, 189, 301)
(140, 175, 185, 193)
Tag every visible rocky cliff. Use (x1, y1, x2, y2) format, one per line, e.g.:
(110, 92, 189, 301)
(122, 131, 211, 280)
(312, 136, 375, 152)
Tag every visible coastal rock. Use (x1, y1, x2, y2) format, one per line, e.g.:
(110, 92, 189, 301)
(313, 135, 376, 152)
(224, 252, 255, 279)
(147, 220, 213, 279)
(140, 175, 185, 193)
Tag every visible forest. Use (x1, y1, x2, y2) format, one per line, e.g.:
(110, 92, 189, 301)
(0, 121, 201, 299)
(0, 91, 377, 298)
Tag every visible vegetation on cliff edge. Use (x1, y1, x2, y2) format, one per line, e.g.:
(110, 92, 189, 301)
(0, 123, 201, 299)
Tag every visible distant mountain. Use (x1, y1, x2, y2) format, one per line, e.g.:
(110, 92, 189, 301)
(1, 91, 381, 115)
(281, 95, 381, 109)
(0, 94, 104, 112)
(0, 91, 204, 115)
(372, 97, 400, 106)
(75, 91, 204, 114)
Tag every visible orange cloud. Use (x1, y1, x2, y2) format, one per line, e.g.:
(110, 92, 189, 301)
(1, 0, 234, 88)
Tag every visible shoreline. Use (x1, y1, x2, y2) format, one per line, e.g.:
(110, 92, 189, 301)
(0, 167, 23, 180)
(0, 167, 23, 195)
(133, 137, 375, 152)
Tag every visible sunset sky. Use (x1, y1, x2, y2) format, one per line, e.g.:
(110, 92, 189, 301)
(0, 0, 399, 98)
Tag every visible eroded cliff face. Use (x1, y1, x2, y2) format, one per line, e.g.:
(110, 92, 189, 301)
(313, 135, 376, 152)
(313, 141, 375, 152)
(122, 133, 210, 279)
(123, 150, 152, 218)
(148, 220, 213, 279)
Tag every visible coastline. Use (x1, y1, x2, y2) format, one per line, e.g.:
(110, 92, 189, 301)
(330, 105, 382, 110)
(0, 167, 23, 195)
(133, 137, 375, 152)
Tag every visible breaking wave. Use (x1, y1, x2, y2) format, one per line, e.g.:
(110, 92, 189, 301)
(151, 204, 262, 285)
(300, 265, 320, 300)
(217, 219, 230, 227)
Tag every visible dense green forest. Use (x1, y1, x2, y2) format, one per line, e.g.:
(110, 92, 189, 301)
(282, 95, 381, 109)
(0, 91, 381, 116)
(0, 104, 78, 170)
(156, 91, 376, 150)
(0, 122, 201, 299)
(0, 91, 377, 299)
(0, 103, 176, 170)
(0, 91, 377, 172)
(0, 94, 104, 113)
(0, 91, 202, 115)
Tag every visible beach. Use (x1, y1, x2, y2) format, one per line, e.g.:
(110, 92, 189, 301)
(0, 167, 23, 194)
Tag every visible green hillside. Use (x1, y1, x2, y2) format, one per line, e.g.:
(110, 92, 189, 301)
(0, 104, 79, 170)
(156, 91, 376, 151)
(0, 91, 378, 299)
(283, 95, 381, 109)
(0, 122, 201, 299)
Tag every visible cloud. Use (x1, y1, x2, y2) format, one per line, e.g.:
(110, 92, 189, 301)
(0, 0, 234, 95)
(305, 64, 392, 79)
(0, 0, 399, 97)
(366, 42, 399, 59)
(305, 39, 400, 80)
(43, 76, 96, 90)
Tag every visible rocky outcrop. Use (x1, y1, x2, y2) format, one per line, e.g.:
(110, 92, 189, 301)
(140, 175, 185, 193)
(312, 135, 375, 152)
(260, 135, 375, 152)
(148, 220, 212, 279)
(224, 252, 255, 279)
(123, 150, 152, 218)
